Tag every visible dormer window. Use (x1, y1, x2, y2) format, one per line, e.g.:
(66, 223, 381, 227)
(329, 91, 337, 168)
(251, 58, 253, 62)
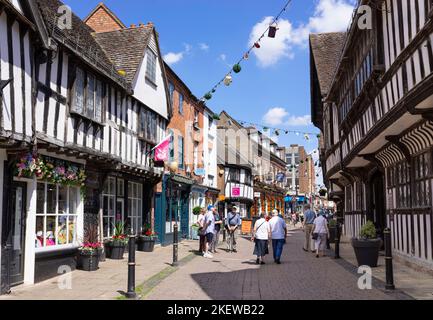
(146, 48, 157, 84)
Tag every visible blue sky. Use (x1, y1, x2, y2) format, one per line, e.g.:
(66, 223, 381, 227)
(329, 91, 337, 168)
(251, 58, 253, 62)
(63, 0, 356, 182)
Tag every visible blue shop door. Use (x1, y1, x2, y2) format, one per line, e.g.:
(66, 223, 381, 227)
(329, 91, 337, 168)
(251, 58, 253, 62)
(154, 193, 164, 244)
(180, 196, 190, 239)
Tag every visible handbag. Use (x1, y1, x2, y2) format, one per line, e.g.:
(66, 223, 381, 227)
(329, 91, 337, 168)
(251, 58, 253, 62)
(312, 233, 319, 240)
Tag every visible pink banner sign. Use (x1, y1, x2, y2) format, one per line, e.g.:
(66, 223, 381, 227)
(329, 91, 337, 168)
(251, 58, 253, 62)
(231, 187, 241, 197)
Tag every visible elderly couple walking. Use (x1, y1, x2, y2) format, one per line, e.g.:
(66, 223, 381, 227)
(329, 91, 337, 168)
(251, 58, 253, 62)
(252, 210, 287, 265)
(302, 205, 330, 258)
(197, 205, 222, 259)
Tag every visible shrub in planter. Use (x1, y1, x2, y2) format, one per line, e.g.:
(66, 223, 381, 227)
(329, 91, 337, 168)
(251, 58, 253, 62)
(106, 222, 128, 260)
(351, 221, 381, 267)
(137, 224, 158, 252)
(77, 242, 102, 272)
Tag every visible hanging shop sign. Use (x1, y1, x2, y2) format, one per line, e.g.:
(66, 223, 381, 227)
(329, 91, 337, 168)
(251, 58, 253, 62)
(276, 172, 286, 182)
(194, 168, 206, 177)
(231, 187, 241, 197)
(254, 192, 261, 198)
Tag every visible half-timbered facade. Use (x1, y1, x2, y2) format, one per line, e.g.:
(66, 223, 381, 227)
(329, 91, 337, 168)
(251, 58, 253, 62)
(0, 0, 170, 292)
(311, 0, 433, 270)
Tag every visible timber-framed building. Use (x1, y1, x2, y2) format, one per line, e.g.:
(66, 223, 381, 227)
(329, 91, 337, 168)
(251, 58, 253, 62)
(311, 0, 433, 270)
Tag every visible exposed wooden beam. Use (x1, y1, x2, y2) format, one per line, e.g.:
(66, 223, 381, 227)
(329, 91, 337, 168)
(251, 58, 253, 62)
(386, 135, 411, 163)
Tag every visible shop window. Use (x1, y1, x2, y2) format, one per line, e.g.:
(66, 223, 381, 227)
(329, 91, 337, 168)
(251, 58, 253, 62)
(35, 183, 79, 249)
(72, 67, 104, 123)
(413, 152, 431, 208)
(102, 177, 116, 238)
(128, 182, 143, 234)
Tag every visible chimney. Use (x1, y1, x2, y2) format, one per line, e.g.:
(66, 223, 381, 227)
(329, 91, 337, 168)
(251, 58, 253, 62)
(130, 23, 136, 28)
(147, 21, 154, 26)
(139, 22, 145, 28)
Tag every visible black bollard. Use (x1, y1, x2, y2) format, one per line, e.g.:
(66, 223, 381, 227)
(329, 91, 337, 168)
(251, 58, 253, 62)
(125, 235, 136, 299)
(384, 228, 395, 290)
(334, 222, 341, 259)
(173, 223, 179, 266)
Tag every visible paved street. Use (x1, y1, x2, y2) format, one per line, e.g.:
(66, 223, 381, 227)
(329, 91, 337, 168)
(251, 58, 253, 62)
(145, 229, 410, 300)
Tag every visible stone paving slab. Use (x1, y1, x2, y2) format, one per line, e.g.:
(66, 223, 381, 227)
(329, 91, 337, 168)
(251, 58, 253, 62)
(145, 229, 408, 300)
(0, 240, 198, 300)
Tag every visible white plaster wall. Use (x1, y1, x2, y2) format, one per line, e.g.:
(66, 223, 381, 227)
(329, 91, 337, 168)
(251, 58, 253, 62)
(132, 33, 168, 119)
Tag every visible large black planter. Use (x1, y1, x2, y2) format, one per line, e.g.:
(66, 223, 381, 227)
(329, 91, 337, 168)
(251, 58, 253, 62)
(77, 251, 99, 272)
(137, 237, 156, 252)
(351, 238, 382, 267)
(106, 242, 126, 260)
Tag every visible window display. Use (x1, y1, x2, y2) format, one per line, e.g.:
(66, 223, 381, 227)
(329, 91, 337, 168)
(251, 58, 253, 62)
(35, 182, 79, 249)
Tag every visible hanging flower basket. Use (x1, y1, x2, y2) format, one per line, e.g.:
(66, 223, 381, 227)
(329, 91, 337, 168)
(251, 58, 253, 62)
(204, 92, 212, 100)
(319, 189, 327, 197)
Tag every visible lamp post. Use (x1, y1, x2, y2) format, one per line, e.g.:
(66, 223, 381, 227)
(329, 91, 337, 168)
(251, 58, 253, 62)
(125, 235, 136, 299)
(168, 161, 179, 267)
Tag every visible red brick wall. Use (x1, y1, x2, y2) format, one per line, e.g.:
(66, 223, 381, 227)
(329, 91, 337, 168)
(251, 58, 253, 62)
(85, 7, 124, 33)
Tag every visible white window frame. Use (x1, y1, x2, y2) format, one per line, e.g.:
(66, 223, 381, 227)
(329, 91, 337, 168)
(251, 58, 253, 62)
(35, 182, 80, 252)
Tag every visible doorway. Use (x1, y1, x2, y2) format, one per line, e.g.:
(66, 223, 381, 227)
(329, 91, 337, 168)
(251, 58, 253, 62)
(369, 170, 386, 239)
(1, 182, 27, 293)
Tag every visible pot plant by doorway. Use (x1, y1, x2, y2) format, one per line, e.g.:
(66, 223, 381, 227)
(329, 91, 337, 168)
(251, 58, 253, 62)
(351, 221, 382, 267)
(77, 242, 102, 271)
(137, 224, 158, 252)
(105, 222, 128, 260)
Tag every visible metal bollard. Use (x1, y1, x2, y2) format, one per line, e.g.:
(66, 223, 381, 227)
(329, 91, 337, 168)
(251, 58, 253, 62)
(223, 227, 226, 242)
(334, 222, 341, 259)
(173, 223, 179, 266)
(125, 235, 137, 299)
(384, 228, 395, 290)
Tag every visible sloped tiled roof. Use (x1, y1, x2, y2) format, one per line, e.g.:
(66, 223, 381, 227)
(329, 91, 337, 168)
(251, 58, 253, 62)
(93, 25, 153, 84)
(34, 0, 130, 90)
(309, 32, 346, 97)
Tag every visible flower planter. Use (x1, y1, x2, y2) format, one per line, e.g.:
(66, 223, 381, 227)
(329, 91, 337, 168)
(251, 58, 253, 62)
(351, 238, 382, 267)
(106, 242, 126, 260)
(137, 237, 156, 252)
(77, 251, 99, 272)
(191, 227, 199, 240)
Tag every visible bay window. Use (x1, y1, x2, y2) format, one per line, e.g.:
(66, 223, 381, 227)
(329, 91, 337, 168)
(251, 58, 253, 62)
(35, 183, 79, 249)
(72, 67, 104, 123)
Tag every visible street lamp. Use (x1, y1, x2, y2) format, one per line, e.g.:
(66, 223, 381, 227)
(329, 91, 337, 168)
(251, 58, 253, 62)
(168, 161, 179, 266)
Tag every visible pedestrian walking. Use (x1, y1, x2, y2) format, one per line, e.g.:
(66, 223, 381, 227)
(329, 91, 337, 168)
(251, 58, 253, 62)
(203, 205, 216, 258)
(210, 206, 223, 253)
(291, 212, 298, 227)
(302, 205, 316, 253)
(312, 211, 329, 258)
(225, 206, 241, 253)
(269, 209, 287, 264)
(252, 213, 271, 265)
(197, 208, 206, 254)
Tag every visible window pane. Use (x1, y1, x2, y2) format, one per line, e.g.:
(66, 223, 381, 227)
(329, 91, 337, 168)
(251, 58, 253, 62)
(46, 185, 56, 214)
(118, 179, 124, 197)
(95, 80, 103, 123)
(69, 187, 78, 214)
(68, 216, 76, 244)
(58, 185, 68, 215)
(37, 183, 45, 214)
(146, 49, 156, 82)
(57, 216, 68, 245)
(74, 68, 84, 114)
(46, 216, 56, 246)
(36, 216, 44, 248)
(87, 75, 95, 119)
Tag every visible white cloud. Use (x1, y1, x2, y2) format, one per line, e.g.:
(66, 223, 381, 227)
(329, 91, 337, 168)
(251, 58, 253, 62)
(163, 43, 192, 65)
(219, 54, 227, 62)
(249, 0, 355, 67)
(164, 52, 184, 65)
(263, 107, 289, 126)
(286, 115, 312, 126)
(199, 43, 210, 51)
(263, 108, 312, 127)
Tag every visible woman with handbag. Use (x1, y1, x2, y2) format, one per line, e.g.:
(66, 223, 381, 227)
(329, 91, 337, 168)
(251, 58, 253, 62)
(252, 213, 271, 265)
(312, 211, 329, 258)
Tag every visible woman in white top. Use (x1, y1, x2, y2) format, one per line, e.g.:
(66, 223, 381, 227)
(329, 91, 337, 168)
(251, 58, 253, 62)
(313, 212, 329, 258)
(252, 213, 271, 265)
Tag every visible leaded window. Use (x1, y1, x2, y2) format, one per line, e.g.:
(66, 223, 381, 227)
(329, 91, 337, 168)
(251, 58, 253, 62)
(146, 49, 157, 83)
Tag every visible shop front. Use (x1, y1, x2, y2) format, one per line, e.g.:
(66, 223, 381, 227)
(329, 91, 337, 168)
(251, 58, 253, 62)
(155, 174, 194, 246)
